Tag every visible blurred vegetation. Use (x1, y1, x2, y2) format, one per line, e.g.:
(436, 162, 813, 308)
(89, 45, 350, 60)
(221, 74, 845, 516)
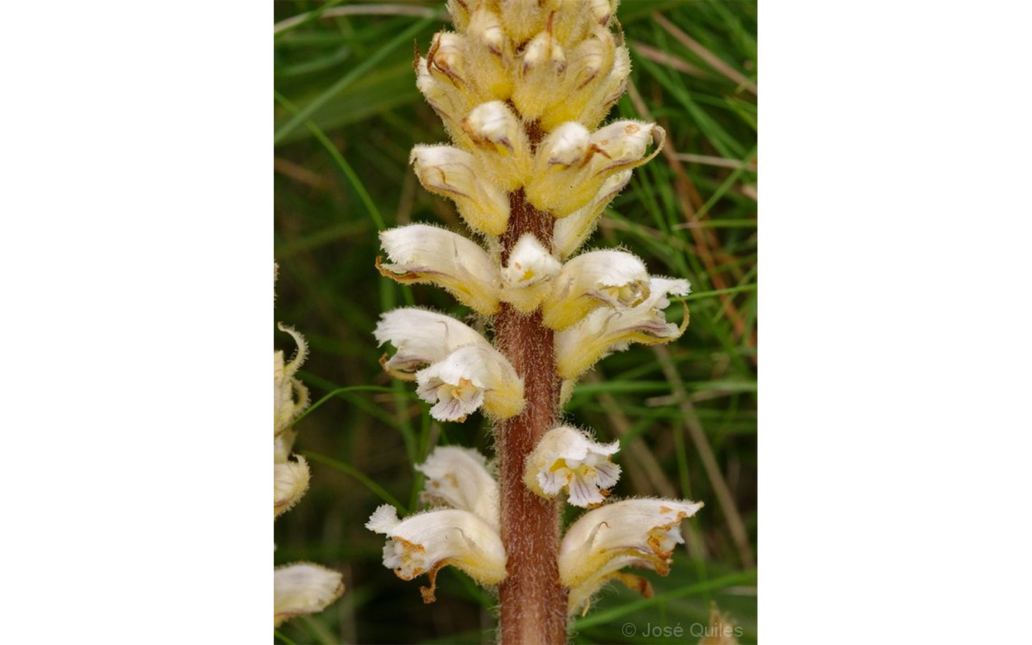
(273, 1, 756, 643)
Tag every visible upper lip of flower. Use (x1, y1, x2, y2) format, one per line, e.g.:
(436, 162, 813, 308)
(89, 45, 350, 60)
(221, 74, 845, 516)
(557, 498, 704, 613)
(416, 446, 500, 530)
(366, 504, 507, 603)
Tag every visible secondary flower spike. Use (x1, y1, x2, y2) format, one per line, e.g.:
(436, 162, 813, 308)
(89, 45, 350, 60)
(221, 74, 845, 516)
(274, 266, 342, 625)
(523, 425, 621, 507)
(366, 505, 507, 603)
(559, 498, 704, 614)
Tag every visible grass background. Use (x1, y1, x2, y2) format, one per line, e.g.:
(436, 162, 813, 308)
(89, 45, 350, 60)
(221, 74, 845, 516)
(273, 1, 757, 642)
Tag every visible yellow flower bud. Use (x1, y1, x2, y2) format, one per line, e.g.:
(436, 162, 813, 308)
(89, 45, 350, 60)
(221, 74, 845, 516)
(511, 30, 566, 122)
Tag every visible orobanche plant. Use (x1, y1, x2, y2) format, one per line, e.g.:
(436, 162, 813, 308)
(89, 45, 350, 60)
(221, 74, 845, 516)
(364, 1, 702, 642)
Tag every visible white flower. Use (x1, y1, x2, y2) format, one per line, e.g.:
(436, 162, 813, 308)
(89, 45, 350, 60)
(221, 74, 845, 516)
(274, 562, 345, 627)
(274, 323, 309, 438)
(499, 233, 562, 312)
(526, 120, 665, 217)
(274, 455, 311, 519)
(555, 277, 690, 380)
(541, 249, 650, 330)
(558, 498, 704, 614)
(580, 44, 631, 129)
(524, 426, 621, 507)
(552, 169, 632, 258)
(415, 344, 524, 422)
(416, 446, 499, 530)
(410, 144, 511, 236)
(374, 308, 524, 421)
(366, 505, 507, 603)
(373, 308, 489, 380)
(377, 224, 501, 316)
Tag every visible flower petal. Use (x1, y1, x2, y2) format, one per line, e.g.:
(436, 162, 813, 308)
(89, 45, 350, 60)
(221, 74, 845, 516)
(465, 11, 514, 102)
(524, 425, 621, 507)
(416, 53, 474, 148)
(539, 25, 618, 131)
(410, 144, 511, 236)
(373, 308, 490, 379)
(542, 249, 650, 331)
(366, 505, 507, 602)
(552, 169, 632, 258)
(558, 498, 704, 614)
(555, 277, 690, 381)
(274, 455, 311, 519)
(416, 446, 500, 530)
(274, 562, 344, 627)
(274, 323, 309, 437)
(415, 345, 524, 422)
(377, 225, 501, 315)
(512, 30, 567, 122)
(579, 44, 631, 130)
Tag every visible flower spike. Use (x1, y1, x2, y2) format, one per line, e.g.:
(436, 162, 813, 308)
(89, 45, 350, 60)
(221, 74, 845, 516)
(274, 267, 341, 624)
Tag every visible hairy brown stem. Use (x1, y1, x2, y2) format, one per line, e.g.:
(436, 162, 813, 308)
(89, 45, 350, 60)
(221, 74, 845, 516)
(495, 189, 569, 644)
